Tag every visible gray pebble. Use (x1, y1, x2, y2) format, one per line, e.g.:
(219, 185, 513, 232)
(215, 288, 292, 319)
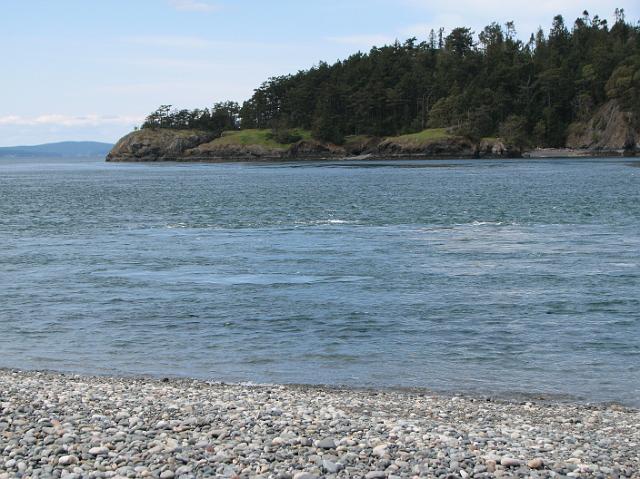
(316, 438, 336, 449)
(0, 370, 636, 479)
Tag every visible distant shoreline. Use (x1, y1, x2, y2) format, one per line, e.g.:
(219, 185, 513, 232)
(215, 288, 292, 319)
(0, 141, 113, 159)
(105, 149, 635, 163)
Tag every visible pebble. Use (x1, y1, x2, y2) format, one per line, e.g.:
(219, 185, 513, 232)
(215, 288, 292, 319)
(175, 465, 192, 475)
(0, 369, 637, 479)
(528, 457, 544, 469)
(322, 460, 342, 473)
(57, 455, 78, 466)
(501, 457, 521, 467)
(88, 446, 109, 456)
(315, 438, 336, 449)
(293, 473, 318, 479)
(372, 444, 388, 457)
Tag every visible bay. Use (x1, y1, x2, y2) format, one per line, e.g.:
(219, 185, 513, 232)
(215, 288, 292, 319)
(1, 157, 639, 405)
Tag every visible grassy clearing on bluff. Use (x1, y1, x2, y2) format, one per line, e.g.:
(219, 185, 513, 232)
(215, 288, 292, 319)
(213, 129, 313, 149)
(385, 128, 455, 146)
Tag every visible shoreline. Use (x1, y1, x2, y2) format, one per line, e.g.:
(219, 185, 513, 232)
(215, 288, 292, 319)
(522, 148, 633, 158)
(105, 149, 635, 163)
(1, 369, 638, 478)
(0, 366, 630, 409)
(105, 126, 639, 164)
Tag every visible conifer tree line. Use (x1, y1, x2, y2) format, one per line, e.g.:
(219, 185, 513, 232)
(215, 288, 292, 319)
(142, 102, 239, 132)
(143, 9, 640, 148)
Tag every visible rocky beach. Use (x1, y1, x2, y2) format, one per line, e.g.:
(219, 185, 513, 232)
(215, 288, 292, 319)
(0, 370, 638, 479)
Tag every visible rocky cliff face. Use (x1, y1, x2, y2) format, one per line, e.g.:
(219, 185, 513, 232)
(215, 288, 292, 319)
(377, 136, 477, 157)
(106, 129, 217, 162)
(567, 100, 639, 151)
(286, 140, 346, 158)
(477, 138, 514, 157)
(106, 130, 348, 162)
(184, 141, 287, 160)
(377, 136, 515, 158)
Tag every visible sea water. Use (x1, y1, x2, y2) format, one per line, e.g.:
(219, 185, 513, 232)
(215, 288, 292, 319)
(1, 157, 638, 405)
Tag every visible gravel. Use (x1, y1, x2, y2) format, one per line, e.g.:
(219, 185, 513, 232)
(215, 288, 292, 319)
(0, 369, 638, 478)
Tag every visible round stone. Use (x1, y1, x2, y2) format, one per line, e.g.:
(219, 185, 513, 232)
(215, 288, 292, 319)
(527, 458, 544, 469)
(57, 455, 78, 466)
(315, 438, 336, 449)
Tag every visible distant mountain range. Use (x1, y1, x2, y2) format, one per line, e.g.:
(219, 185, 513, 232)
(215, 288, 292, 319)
(0, 141, 113, 158)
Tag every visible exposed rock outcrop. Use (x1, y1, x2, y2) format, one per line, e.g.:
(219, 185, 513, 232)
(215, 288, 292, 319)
(106, 129, 217, 162)
(377, 136, 477, 157)
(185, 141, 287, 160)
(477, 138, 516, 157)
(286, 139, 346, 158)
(343, 136, 381, 155)
(566, 100, 639, 152)
(106, 129, 518, 162)
(182, 138, 347, 161)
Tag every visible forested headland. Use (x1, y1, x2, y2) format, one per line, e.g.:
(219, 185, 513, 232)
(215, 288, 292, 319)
(110, 9, 640, 161)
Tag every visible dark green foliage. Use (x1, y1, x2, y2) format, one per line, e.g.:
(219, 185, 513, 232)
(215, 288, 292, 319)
(142, 9, 639, 147)
(606, 55, 640, 114)
(499, 115, 529, 151)
(142, 102, 240, 135)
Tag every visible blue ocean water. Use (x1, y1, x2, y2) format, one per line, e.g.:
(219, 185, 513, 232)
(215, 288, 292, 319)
(1, 157, 639, 405)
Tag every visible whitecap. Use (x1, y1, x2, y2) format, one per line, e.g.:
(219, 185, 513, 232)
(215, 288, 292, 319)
(470, 220, 503, 226)
(293, 219, 355, 226)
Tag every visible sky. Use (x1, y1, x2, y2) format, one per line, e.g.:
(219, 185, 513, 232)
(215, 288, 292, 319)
(1, 0, 638, 146)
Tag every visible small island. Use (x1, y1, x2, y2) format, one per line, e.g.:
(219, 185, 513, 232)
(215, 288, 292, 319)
(107, 9, 640, 162)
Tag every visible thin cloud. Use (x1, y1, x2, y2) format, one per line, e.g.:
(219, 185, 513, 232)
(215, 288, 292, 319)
(0, 114, 143, 127)
(168, 0, 220, 13)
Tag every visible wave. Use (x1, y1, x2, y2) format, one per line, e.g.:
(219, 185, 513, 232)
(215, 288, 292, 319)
(294, 219, 356, 226)
(166, 223, 225, 229)
(165, 219, 357, 230)
(462, 220, 523, 227)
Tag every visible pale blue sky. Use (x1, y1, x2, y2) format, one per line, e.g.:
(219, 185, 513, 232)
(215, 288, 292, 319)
(1, 0, 638, 146)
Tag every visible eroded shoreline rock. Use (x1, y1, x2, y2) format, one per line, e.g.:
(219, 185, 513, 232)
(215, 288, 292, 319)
(105, 129, 217, 162)
(567, 99, 640, 151)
